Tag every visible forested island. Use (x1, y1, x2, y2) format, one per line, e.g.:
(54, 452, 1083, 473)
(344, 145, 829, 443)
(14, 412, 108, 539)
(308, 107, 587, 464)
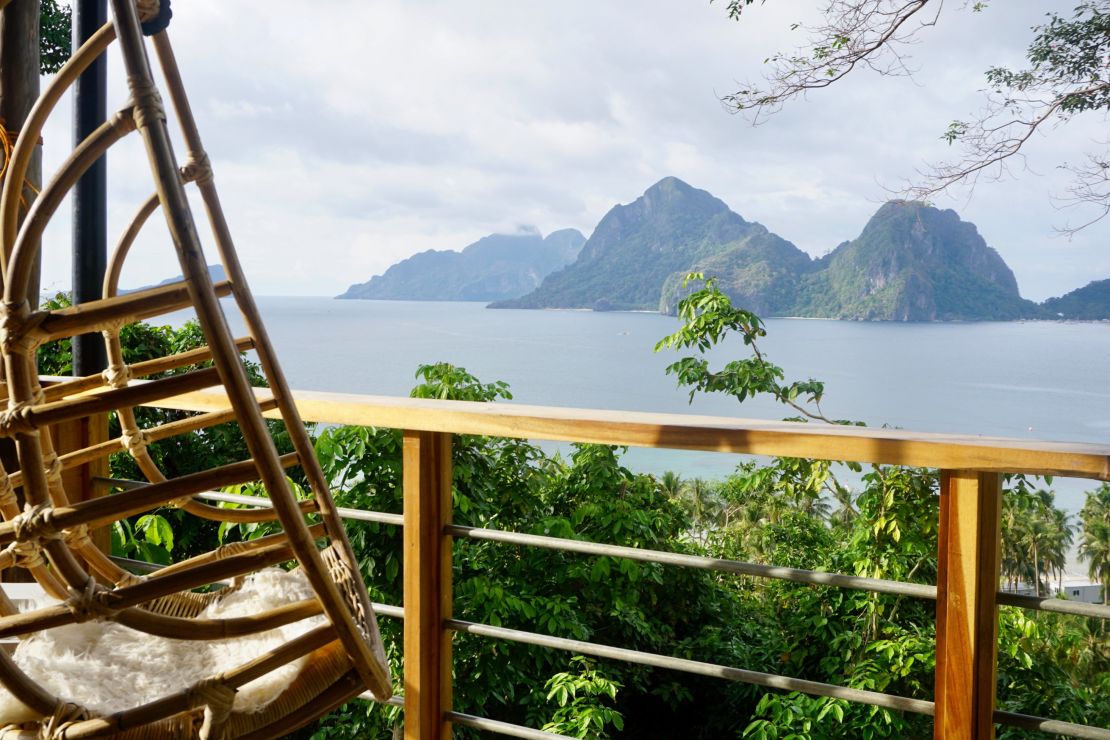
(342, 177, 1109, 321)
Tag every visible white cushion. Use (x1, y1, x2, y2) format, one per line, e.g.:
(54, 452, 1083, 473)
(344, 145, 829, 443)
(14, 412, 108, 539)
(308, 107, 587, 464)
(0, 568, 324, 723)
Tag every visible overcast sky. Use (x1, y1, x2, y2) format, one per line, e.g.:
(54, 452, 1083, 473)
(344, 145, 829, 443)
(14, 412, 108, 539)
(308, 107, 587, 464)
(36, 0, 1109, 302)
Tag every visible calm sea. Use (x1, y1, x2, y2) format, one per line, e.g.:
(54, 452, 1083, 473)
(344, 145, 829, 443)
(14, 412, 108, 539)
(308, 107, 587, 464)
(178, 297, 1109, 513)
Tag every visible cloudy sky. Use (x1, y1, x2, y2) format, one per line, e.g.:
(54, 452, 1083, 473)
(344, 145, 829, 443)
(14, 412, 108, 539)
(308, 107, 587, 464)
(36, 0, 1109, 301)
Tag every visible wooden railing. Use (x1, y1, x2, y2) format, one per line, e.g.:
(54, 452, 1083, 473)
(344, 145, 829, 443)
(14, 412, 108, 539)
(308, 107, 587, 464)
(147, 385, 1110, 740)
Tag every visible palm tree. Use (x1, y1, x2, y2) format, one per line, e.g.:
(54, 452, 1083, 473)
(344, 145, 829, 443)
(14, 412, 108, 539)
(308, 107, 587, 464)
(1001, 481, 1072, 596)
(1079, 484, 1110, 605)
(666, 477, 724, 545)
(1001, 493, 1033, 592)
(682, 478, 718, 527)
(829, 484, 859, 529)
(1046, 506, 1075, 594)
(1025, 511, 1051, 597)
(659, 471, 684, 500)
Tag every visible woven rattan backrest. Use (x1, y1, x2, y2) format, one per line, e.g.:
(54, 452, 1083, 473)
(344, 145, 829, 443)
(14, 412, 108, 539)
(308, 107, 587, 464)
(0, 1, 391, 736)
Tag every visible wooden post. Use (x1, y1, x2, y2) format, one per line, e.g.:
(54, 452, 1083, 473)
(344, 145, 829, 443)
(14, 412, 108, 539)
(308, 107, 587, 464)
(53, 414, 110, 553)
(403, 431, 453, 740)
(935, 470, 1002, 740)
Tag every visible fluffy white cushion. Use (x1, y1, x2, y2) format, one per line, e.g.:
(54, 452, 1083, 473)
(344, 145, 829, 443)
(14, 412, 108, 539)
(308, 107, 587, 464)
(0, 568, 324, 723)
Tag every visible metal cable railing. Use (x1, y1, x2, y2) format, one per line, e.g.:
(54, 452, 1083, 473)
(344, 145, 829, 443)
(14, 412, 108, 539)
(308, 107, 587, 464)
(171, 486, 1110, 622)
(99, 484, 1103, 738)
(352, 606, 1110, 739)
(447, 617, 934, 714)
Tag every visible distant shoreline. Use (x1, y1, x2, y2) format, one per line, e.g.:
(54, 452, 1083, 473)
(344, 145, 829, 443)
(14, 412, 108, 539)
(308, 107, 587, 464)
(320, 296, 1110, 323)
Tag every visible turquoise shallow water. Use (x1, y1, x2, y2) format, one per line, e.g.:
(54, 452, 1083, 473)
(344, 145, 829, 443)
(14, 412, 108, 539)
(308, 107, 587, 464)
(169, 297, 1109, 512)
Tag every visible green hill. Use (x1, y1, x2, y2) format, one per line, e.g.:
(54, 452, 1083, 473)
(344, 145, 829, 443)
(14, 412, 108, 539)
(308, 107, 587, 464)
(659, 229, 814, 316)
(794, 201, 1042, 321)
(338, 228, 584, 302)
(1042, 279, 1110, 319)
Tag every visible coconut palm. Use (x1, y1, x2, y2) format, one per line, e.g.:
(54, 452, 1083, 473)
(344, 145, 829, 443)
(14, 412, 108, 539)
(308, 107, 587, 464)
(1001, 492, 1033, 592)
(1046, 506, 1075, 594)
(658, 471, 684, 500)
(665, 477, 725, 545)
(1001, 480, 1072, 596)
(1079, 484, 1110, 605)
(829, 484, 859, 528)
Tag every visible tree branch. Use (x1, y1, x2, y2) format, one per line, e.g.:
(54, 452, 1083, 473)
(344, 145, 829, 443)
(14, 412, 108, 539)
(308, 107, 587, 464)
(904, 80, 1110, 208)
(722, 0, 1110, 232)
(722, 0, 936, 123)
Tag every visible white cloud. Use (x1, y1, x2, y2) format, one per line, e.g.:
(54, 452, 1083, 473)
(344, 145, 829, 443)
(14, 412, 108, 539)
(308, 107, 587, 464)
(33, 0, 1109, 302)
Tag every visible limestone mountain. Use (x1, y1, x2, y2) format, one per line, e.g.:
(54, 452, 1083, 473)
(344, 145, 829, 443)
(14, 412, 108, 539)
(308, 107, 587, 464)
(493, 177, 809, 312)
(346, 177, 1047, 320)
(1042, 278, 1110, 319)
(795, 202, 1041, 321)
(338, 228, 585, 302)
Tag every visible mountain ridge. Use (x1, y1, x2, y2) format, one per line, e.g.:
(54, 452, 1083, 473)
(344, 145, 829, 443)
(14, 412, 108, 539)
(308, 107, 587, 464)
(495, 178, 1040, 320)
(789, 201, 1038, 321)
(338, 176, 1106, 321)
(338, 228, 585, 302)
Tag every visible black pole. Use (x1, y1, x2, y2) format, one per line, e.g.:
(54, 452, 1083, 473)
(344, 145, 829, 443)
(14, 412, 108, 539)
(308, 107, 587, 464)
(71, 0, 107, 376)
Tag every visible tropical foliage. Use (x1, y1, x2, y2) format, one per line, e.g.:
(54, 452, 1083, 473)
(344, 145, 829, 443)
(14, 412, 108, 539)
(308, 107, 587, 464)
(39, 0, 71, 74)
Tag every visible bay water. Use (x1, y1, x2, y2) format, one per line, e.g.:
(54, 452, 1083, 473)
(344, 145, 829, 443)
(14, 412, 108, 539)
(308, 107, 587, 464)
(183, 297, 1108, 516)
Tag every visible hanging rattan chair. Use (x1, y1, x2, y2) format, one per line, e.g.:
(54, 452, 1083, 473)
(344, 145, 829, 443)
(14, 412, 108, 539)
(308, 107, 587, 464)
(0, 1, 392, 737)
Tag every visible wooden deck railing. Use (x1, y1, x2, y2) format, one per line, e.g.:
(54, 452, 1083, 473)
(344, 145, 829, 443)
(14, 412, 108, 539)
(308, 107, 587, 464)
(144, 385, 1110, 740)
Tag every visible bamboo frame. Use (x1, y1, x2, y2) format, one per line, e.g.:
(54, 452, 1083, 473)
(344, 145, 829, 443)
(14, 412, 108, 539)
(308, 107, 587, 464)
(35, 278, 234, 344)
(39, 336, 254, 403)
(0, 1, 393, 736)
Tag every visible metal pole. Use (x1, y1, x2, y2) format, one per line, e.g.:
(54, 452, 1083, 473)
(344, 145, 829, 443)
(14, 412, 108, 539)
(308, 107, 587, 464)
(71, 0, 107, 376)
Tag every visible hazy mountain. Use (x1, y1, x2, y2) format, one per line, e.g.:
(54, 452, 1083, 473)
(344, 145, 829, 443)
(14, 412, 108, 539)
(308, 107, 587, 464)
(338, 228, 585, 302)
(125, 264, 227, 293)
(794, 201, 1041, 321)
(493, 177, 809, 312)
(1041, 278, 1110, 319)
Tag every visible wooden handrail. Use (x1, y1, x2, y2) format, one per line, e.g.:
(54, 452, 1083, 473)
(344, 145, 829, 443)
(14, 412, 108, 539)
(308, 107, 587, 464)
(127, 384, 1110, 481)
